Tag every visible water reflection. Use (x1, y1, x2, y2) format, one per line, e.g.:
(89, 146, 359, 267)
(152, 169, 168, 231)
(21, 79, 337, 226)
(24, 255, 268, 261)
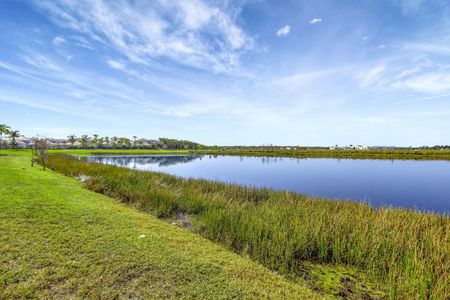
(87, 155, 202, 169)
(85, 155, 450, 213)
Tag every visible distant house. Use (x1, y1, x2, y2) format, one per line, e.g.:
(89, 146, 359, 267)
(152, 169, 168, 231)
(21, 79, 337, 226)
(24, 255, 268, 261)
(47, 138, 68, 149)
(135, 138, 160, 148)
(355, 145, 368, 150)
(16, 138, 34, 149)
(330, 145, 368, 150)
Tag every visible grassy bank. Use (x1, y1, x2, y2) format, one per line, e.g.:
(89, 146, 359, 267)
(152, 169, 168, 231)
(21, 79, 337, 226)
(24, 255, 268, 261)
(46, 153, 449, 299)
(0, 153, 323, 299)
(200, 148, 450, 160)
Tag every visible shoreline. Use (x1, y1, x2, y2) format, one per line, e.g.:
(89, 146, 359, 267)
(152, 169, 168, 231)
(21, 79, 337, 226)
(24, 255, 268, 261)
(45, 153, 450, 299)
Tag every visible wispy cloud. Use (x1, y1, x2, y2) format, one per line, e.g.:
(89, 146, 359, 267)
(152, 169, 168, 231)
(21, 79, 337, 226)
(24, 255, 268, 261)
(357, 64, 386, 88)
(276, 25, 291, 37)
(354, 54, 450, 95)
(392, 71, 450, 93)
(31, 0, 253, 73)
(0, 52, 162, 114)
(272, 68, 345, 89)
(106, 60, 125, 70)
(52, 36, 66, 46)
(309, 18, 322, 24)
(72, 35, 94, 50)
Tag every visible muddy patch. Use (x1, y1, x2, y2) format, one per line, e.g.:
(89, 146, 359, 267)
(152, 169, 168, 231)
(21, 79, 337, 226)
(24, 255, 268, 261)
(170, 212, 192, 230)
(78, 175, 91, 182)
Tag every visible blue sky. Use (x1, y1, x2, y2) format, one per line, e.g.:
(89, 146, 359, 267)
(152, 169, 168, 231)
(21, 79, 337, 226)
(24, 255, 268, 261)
(1, 0, 449, 146)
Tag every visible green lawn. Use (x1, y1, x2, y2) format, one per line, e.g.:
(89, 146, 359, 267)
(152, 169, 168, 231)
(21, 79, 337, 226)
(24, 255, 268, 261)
(0, 153, 321, 299)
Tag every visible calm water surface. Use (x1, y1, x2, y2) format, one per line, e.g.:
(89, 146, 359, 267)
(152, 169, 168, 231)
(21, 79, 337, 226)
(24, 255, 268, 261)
(86, 155, 450, 213)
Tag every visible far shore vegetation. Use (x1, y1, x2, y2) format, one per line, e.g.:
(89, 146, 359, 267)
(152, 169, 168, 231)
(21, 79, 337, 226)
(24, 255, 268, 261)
(199, 147, 450, 160)
(22, 151, 448, 299)
(1, 124, 450, 160)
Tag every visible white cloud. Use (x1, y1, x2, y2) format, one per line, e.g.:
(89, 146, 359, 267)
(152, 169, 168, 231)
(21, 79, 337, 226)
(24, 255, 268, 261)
(309, 18, 322, 24)
(0, 52, 163, 112)
(354, 55, 450, 95)
(392, 71, 450, 93)
(357, 64, 386, 88)
(52, 36, 66, 46)
(106, 60, 125, 70)
(32, 0, 253, 73)
(72, 35, 94, 50)
(276, 25, 291, 37)
(272, 68, 344, 89)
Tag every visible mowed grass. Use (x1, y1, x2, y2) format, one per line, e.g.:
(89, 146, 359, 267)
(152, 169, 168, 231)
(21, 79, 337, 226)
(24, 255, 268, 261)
(0, 154, 322, 299)
(46, 153, 450, 299)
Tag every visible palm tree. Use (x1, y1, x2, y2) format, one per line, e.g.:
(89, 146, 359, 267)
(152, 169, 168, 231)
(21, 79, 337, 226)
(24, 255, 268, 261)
(111, 136, 118, 149)
(67, 135, 77, 148)
(118, 137, 131, 149)
(9, 130, 20, 149)
(91, 134, 99, 149)
(104, 136, 110, 148)
(98, 137, 104, 149)
(133, 136, 137, 148)
(80, 135, 89, 149)
(0, 124, 11, 149)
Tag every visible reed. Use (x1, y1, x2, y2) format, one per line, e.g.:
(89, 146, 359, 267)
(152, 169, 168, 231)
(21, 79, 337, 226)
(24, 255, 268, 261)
(48, 154, 450, 299)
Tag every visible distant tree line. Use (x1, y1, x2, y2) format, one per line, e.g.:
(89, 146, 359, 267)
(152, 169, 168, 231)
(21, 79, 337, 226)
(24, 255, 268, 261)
(63, 135, 204, 150)
(158, 138, 204, 150)
(0, 124, 205, 150)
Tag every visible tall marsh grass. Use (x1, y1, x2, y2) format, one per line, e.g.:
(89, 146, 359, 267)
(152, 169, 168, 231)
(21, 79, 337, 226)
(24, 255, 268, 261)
(49, 154, 449, 299)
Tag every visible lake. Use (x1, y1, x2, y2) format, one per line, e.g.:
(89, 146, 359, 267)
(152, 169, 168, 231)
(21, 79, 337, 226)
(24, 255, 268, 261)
(85, 155, 450, 213)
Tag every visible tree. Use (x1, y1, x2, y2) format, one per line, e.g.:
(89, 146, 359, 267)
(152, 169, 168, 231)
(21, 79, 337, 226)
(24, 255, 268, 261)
(91, 134, 99, 149)
(158, 137, 203, 150)
(117, 137, 131, 149)
(111, 136, 118, 149)
(0, 124, 11, 149)
(80, 135, 89, 149)
(98, 137, 105, 149)
(32, 138, 53, 171)
(133, 136, 137, 147)
(67, 135, 77, 148)
(104, 136, 110, 148)
(9, 130, 20, 149)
